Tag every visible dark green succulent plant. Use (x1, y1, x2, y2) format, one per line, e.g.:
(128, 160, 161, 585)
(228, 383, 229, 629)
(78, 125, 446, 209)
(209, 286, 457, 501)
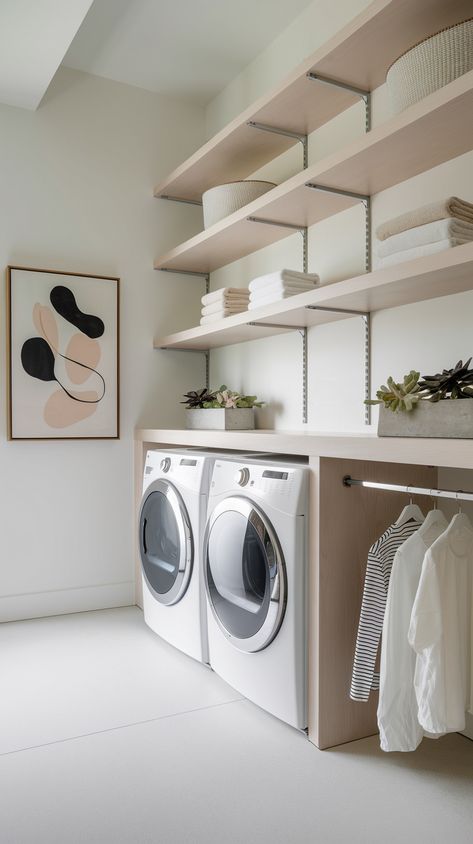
(418, 358, 473, 401)
(181, 388, 217, 409)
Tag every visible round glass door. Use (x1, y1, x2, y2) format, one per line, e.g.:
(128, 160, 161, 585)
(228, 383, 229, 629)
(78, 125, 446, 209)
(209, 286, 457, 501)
(205, 497, 286, 652)
(139, 479, 193, 606)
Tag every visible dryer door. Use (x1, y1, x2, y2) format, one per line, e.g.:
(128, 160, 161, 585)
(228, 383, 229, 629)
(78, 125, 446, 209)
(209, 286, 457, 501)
(205, 497, 286, 653)
(139, 479, 193, 606)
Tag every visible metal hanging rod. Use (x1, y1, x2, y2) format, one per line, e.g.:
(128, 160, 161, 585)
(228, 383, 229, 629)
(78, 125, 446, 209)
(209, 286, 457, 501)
(247, 121, 308, 169)
(343, 477, 473, 503)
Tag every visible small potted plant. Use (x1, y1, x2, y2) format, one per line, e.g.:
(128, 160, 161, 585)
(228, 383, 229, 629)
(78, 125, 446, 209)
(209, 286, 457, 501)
(367, 359, 473, 438)
(182, 385, 263, 430)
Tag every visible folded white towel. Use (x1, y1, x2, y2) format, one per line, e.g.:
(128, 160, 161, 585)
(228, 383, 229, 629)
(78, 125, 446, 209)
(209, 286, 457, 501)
(200, 310, 247, 325)
(248, 289, 315, 310)
(377, 218, 473, 258)
(249, 269, 319, 293)
(377, 238, 469, 269)
(376, 197, 473, 241)
(201, 287, 249, 306)
(201, 301, 248, 317)
(250, 281, 317, 302)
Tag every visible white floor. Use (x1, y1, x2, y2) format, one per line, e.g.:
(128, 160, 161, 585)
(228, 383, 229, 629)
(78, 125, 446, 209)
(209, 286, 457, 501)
(0, 607, 471, 844)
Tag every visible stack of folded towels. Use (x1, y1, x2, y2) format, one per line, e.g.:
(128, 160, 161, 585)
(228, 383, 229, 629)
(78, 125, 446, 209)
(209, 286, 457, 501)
(200, 287, 249, 325)
(376, 197, 473, 268)
(248, 269, 319, 310)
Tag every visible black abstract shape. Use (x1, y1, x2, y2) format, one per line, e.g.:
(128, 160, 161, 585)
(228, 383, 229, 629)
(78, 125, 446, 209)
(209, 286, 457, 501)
(50, 286, 105, 339)
(21, 337, 56, 381)
(21, 337, 106, 404)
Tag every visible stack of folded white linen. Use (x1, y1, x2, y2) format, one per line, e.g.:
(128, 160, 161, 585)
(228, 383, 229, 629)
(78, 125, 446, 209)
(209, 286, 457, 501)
(248, 269, 319, 310)
(200, 287, 249, 325)
(376, 197, 473, 268)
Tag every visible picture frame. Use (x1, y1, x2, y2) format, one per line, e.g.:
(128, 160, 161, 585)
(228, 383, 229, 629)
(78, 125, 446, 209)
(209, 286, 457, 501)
(7, 266, 120, 440)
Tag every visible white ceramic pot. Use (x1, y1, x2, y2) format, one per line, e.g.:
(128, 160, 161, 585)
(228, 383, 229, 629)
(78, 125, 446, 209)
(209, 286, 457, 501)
(202, 180, 276, 229)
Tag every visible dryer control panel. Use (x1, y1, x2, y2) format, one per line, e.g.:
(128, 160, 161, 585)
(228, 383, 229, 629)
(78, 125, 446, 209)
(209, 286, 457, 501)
(211, 459, 307, 515)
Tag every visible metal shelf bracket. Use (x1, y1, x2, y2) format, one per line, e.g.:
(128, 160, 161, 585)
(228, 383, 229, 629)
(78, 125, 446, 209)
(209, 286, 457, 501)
(247, 120, 308, 169)
(157, 195, 203, 206)
(305, 305, 371, 424)
(304, 184, 371, 272)
(160, 268, 211, 389)
(306, 72, 371, 132)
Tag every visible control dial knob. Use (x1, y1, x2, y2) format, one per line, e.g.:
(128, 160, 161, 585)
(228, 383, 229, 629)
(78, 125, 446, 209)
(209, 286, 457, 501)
(235, 467, 250, 487)
(160, 457, 171, 473)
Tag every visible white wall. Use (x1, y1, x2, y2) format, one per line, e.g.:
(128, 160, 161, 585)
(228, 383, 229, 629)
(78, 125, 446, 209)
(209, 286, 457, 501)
(0, 66, 206, 622)
(203, 0, 473, 434)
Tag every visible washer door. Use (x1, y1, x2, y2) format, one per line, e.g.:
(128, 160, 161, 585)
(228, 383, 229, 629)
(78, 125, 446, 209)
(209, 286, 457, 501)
(139, 479, 193, 606)
(204, 497, 286, 653)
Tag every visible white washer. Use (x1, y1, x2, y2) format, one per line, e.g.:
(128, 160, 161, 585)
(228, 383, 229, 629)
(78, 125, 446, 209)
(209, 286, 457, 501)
(204, 457, 309, 729)
(139, 449, 212, 663)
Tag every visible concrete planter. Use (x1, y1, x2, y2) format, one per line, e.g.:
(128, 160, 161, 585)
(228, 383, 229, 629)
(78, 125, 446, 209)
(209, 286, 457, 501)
(378, 400, 473, 438)
(185, 408, 255, 430)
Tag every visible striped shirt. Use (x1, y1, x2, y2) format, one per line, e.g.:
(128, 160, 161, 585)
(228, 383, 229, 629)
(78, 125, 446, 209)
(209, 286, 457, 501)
(350, 519, 422, 702)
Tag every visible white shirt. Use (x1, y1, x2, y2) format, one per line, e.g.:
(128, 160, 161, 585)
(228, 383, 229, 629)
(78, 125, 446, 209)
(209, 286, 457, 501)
(377, 509, 448, 752)
(408, 513, 473, 735)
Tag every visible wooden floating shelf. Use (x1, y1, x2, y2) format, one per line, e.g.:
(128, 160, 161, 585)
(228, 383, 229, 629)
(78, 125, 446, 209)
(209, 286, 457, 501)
(154, 243, 473, 350)
(154, 71, 473, 274)
(136, 428, 473, 471)
(153, 0, 472, 203)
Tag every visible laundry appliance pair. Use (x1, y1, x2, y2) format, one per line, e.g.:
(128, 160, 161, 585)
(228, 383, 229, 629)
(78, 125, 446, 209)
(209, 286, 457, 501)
(138, 448, 308, 729)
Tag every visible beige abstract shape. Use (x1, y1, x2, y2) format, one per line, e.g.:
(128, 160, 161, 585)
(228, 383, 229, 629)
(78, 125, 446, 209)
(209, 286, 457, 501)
(44, 389, 98, 428)
(65, 333, 101, 384)
(33, 304, 59, 352)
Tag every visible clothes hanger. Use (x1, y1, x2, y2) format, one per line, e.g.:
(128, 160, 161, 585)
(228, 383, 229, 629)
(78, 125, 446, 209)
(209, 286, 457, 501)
(418, 490, 449, 542)
(395, 485, 425, 526)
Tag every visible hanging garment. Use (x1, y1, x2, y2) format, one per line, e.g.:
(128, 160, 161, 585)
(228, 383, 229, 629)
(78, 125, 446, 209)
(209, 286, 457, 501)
(408, 512, 473, 735)
(377, 509, 448, 751)
(350, 504, 424, 702)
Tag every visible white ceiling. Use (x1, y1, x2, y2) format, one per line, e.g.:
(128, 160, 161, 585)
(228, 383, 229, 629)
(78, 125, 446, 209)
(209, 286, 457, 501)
(62, 0, 314, 104)
(0, 0, 94, 110)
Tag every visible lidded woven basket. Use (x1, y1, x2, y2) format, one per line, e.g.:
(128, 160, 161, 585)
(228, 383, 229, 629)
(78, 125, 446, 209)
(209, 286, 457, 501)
(202, 180, 276, 229)
(386, 18, 473, 113)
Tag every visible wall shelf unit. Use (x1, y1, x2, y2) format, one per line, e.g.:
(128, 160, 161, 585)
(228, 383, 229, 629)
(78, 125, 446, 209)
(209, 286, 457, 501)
(154, 70, 473, 273)
(153, 0, 472, 204)
(155, 243, 473, 349)
(136, 427, 473, 471)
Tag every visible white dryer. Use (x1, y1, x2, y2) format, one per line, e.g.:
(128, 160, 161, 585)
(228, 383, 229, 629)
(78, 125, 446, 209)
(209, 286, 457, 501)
(204, 457, 309, 729)
(139, 449, 212, 663)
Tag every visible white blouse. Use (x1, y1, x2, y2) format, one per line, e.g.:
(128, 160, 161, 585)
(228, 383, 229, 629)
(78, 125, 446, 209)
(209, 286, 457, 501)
(408, 513, 473, 735)
(377, 509, 448, 752)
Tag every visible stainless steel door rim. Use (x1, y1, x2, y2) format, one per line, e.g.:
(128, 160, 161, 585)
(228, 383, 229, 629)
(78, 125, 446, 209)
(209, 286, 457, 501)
(204, 496, 287, 653)
(139, 478, 193, 606)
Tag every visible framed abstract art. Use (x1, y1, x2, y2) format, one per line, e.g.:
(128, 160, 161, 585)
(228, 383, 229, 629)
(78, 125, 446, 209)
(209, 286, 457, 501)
(7, 266, 119, 440)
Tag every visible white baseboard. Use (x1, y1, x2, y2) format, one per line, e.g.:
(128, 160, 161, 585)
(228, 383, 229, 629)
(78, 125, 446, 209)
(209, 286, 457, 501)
(0, 581, 135, 623)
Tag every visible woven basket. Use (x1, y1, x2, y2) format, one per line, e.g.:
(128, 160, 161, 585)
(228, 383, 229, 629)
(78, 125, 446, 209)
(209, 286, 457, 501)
(202, 180, 276, 229)
(386, 18, 473, 113)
